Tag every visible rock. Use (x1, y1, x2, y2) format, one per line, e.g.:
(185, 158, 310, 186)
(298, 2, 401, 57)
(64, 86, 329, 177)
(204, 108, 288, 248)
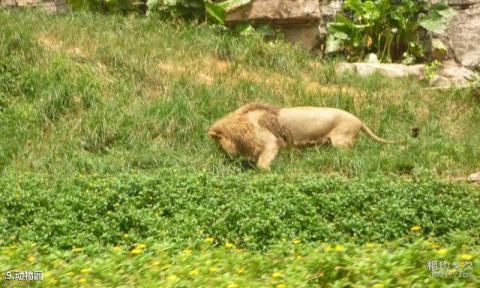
(225, 0, 322, 50)
(431, 39, 449, 60)
(336, 63, 425, 79)
(226, 0, 321, 24)
(365, 53, 380, 64)
(1, 0, 16, 5)
(317, 0, 344, 40)
(429, 75, 453, 87)
(282, 26, 319, 50)
(435, 5, 480, 70)
(0, 0, 68, 14)
(430, 60, 478, 87)
(447, 0, 480, 8)
(468, 171, 480, 184)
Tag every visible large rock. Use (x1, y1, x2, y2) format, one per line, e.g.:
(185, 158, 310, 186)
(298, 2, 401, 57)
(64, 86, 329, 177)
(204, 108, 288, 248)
(226, 0, 321, 24)
(336, 63, 425, 79)
(225, 0, 344, 50)
(434, 4, 480, 70)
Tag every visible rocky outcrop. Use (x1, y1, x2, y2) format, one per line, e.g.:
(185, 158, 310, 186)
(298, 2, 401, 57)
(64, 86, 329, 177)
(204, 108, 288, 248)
(432, 1, 480, 70)
(0, 0, 68, 14)
(225, 0, 343, 50)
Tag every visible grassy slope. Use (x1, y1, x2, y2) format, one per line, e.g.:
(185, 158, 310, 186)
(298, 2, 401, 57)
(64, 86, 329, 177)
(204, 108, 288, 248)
(1, 10, 480, 287)
(1, 10, 479, 177)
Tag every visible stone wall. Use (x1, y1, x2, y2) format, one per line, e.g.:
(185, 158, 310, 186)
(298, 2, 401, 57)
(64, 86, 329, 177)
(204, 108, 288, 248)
(0, 0, 68, 14)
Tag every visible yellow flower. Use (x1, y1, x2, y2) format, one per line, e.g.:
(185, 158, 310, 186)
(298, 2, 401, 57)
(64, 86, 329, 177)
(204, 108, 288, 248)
(335, 245, 345, 252)
(236, 267, 246, 274)
(410, 225, 422, 232)
(225, 242, 234, 249)
(71, 247, 82, 253)
(123, 233, 129, 239)
(324, 245, 333, 252)
(205, 237, 215, 243)
(209, 267, 219, 273)
(167, 275, 178, 281)
(113, 246, 122, 252)
(136, 243, 146, 249)
(80, 268, 90, 274)
(366, 243, 376, 248)
(438, 248, 448, 255)
(227, 284, 239, 288)
(272, 272, 283, 278)
(27, 255, 36, 263)
(277, 284, 286, 288)
(292, 239, 301, 245)
(372, 284, 384, 288)
(78, 278, 87, 284)
(130, 248, 143, 255)
(189, 269, 200, 276)
(430, 243, 440, 249)
(461, 254, 473, 261)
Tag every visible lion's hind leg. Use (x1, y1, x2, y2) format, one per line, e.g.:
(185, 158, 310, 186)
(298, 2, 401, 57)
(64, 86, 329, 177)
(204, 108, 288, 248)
(328, 133, 357, 149)
(328, 124, 361, 149)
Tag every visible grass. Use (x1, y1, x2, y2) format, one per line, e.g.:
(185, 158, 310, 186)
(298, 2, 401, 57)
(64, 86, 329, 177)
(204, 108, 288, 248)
(1, 9, 479, 287)
(1, 238, 479, 287)
(0, 10, 479, 177)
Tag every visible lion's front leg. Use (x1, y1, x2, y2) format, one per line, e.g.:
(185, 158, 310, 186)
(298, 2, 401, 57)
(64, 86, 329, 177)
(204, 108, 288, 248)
(257, 142, 279, 170)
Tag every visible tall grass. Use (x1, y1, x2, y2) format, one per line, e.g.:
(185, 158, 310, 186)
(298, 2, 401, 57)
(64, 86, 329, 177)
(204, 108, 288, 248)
(0, 10, 479, 178)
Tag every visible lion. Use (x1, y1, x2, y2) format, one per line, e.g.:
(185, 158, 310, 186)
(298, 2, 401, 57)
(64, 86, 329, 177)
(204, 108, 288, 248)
(208, 102, 397, 170)
(468, 171, 480, 185)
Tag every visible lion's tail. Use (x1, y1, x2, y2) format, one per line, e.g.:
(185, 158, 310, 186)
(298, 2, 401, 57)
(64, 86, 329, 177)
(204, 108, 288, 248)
(361, 123, 398, 144)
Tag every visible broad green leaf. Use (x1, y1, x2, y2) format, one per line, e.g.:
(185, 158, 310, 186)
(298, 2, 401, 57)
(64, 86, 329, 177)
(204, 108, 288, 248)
(334, 32, 349, 40)
(419, 18, 446, 33)
(325, 35, 343, 53)
(216, 0, 251, 12)
(205, 1, 226, 24)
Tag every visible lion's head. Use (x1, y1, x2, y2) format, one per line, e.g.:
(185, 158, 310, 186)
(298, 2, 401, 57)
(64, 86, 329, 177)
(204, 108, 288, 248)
(208, 102, 287, 162)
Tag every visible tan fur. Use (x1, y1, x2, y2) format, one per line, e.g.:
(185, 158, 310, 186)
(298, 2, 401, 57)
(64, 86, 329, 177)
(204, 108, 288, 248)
(468, 171, 480, 185)
(209, 102, 396, 170)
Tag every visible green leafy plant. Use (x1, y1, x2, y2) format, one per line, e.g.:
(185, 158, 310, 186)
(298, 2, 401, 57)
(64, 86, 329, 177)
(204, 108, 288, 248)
(326, 0, 456, 63)
(1, 171, 479, 249)
(425, 59, 442, 82)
